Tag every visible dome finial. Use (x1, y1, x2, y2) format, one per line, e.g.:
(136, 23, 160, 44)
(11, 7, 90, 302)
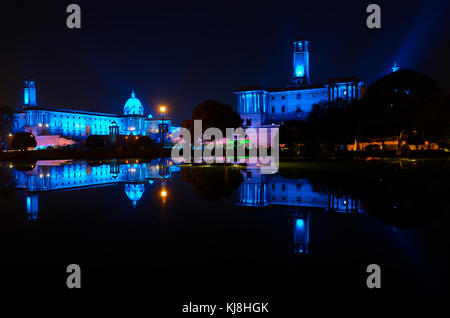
(131, 90, 136, 98)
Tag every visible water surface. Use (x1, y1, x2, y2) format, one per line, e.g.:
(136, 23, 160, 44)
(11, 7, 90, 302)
(1, 158, 449, 292)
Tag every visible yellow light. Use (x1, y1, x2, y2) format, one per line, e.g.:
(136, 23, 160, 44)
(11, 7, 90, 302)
(8, 133, 12, 137)
(160, 190, 167, 198)
(45, 124, 49, 127)
(160, 105, 166, 113)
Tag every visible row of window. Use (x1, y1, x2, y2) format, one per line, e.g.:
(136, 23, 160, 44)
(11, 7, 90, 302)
(271, 92, 327, 101)
(271, 105, 304, 113)
(271, 183, 302, 191)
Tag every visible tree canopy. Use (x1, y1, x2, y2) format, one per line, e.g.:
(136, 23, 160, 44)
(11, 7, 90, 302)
(10, 132, 37, 150)
(280, 69, 450, 155)
(182, 100, 243, 135)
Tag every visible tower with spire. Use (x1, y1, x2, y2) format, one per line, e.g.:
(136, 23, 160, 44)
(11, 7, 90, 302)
(292, 36, 311, 86)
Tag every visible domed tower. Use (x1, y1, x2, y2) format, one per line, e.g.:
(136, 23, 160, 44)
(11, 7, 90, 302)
(123, 90, 145, 135)
(124, 183, 146, 208)
(123, 90, 144, 116)
(292, 36, 310, 86)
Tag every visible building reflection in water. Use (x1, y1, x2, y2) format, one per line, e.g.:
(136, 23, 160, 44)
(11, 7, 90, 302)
(13, 160, 364, 256)
(237, 166, 363, 254)
(294, 211, 310, 255)
(13, 158, 179, 220)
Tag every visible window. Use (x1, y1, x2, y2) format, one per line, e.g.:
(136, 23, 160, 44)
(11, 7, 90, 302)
(281, 96, 285, 100)
(272, 106, 275, 114)
(296, 106, 301, 112)
(271, 96, 275, 100)
(296, 93, 301, 100)
(272, 184, 275, 190)
(282, 184, 286, 191)
(282, 105, 285, 113)
(246, 118, 252, 126)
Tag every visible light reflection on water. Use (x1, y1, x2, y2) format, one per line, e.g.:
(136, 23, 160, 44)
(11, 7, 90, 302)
(0, 158, 449, 290)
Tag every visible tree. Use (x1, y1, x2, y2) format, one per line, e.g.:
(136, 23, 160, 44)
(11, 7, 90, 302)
(134, 136, 156, 152)
(0, 106, 14, 149)
(85, 135, 105, 149)
(181, 165, 243, 201)
(182, 100, 243, 135)
(9, 132, 37, 150)
(357, 69, 445, 141)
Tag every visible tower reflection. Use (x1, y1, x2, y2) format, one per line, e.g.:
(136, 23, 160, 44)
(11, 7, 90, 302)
(13, 159, 179, 219)
(237, 166, 363, 254)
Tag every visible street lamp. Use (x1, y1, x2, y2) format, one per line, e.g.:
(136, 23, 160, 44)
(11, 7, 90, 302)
(159, 105, 166, 148)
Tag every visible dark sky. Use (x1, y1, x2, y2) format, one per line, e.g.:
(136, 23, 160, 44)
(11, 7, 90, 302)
(1, 0, 449, 121)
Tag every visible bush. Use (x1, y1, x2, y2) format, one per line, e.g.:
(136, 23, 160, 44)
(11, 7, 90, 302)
(9, 132, 37, 150)
(134, 136, 156, 152)
(85, 135, 105, 149)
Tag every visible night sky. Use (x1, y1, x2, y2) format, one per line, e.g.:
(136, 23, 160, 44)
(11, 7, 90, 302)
(1, 0, 449, 121)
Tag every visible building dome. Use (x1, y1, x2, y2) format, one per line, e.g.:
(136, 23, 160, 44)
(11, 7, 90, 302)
(123, 90, 144, 116)
(125, 183, 145, 208)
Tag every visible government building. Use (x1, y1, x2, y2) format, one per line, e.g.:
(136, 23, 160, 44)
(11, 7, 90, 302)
(235, 37, 366, 128)
(12, 80, 172, 147)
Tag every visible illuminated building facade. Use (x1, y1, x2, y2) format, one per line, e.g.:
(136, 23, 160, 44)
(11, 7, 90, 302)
(235, 37, 365, 128)
(13, 159, 180, 219)
(237, 167, 362, 213)
(12, 80, 172, 143)
(236, 166, 363, 254)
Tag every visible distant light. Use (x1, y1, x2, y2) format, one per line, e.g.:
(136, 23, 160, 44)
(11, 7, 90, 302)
(296, 219, 305, 229)
(295, 64, 305, 77)
(160, 105, 166, 113)
(38, 123, 42, 127)
(45, 123, 49, 127)
(160, 190, 167, 198)
(392, 61, 399, 72)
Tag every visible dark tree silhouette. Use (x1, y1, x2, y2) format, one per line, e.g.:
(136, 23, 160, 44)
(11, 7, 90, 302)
(134, 136, 156, 152)
(0, 105, 14, 149)
(85, 135, 105, 149)
(181, 165, 244, 201)
(10, 132, 37, 150)
(182, 100, 243, 135)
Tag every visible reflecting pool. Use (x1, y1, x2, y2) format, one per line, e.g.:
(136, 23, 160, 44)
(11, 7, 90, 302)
(0, 158, 449, 292)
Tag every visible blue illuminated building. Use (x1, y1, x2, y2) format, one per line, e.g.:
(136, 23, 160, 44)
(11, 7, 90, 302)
(235, 37, 365, 127)
(237, 167, 362, 213)
(236, 166, 363, 254)
(12, 79, 172, 143)
(13, 159, 180, 219)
